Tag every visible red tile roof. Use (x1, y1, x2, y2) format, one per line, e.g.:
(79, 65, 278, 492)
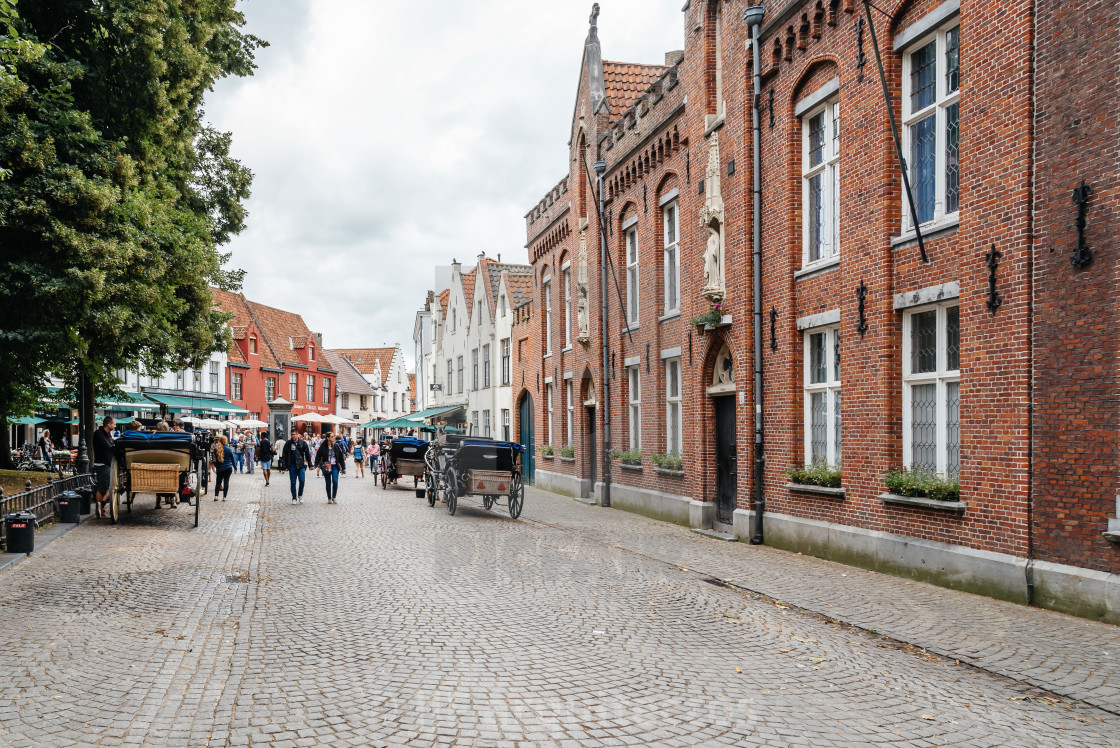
(461, 267, 478, 323)
(332, 348, 396, 386)
(211, 287, 282, 369)
(603, 61, 668, 115)
(248, 301, 314, 366)
(504, 269, 534, 310)
(438, 289, 450, 320)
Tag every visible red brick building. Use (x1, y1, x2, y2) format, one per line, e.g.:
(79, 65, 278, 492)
(211, 288, 337, 432)
(515, 1, 1120, 622)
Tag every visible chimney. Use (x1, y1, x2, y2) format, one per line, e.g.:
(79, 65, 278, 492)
(477, 251, 486, 265)
(451, 258, 461, 277)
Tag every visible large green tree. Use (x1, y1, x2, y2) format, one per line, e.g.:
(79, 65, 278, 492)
(0, 0, 263, 466)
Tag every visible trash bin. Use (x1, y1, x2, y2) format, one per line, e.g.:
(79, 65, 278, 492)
(76, 487, 93, 515)
(5, 511, 36, 554)
(57, 491, 81, 524)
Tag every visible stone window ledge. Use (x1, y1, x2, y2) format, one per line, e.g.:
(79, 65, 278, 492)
(619, 463, 643, 472)
(655, 467, 685, 477)
(558, 456, 575, 463)
(879, 492, 966, 514)
(540, 453, 554, 460)
(786, 483, 845, 499)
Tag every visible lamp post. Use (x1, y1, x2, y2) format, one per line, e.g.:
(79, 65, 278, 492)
(75, 367, 89, 475)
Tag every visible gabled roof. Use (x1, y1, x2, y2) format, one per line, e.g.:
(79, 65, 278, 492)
(211, 287, 282, 369)
(503, 268, 534, 310)
(603, 61, 668, 115)
(249, 301, 315, 366)
(333, 348, 396, 387)
(438, 289, 450, 321)
(484, 259, 532, 318)
(461, 267, 478, 323)
(323, 350, 378, 397)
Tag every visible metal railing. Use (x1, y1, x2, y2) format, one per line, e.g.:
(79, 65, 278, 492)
(0, 473, 94, 549)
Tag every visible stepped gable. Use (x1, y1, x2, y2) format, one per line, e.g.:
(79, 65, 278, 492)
(603, 61, 668, 114)
(323, 350, 377, 397)
(484, 258, 531, 318)
(333, 347, 395, 387)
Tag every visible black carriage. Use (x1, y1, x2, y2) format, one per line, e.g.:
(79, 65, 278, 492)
(383, 437, 429, 493)
(424, 434, 525, 518)
(110, 430, 209, 527)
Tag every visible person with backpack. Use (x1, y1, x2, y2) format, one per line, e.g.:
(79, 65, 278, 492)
(211, 435, 235, 501)
(353, 438, 365, 478)
(257, 431, 275, 487)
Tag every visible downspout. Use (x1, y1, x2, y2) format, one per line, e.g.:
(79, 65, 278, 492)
(1025, 0, 1037, 605)
(596, 159, 612, 508)
(745, 5, 766, 544)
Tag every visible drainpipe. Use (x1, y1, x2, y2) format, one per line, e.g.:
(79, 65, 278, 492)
(744, 4, 766, 544)
(595, 159, 612, 508)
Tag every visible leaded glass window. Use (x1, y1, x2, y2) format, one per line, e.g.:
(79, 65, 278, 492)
(804, 326, 841, 466)
(903, 302, 961, 478)
(802, 99, 840, 265)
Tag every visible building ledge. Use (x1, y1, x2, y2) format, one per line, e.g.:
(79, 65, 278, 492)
(655, 467, 685, 477)
(558, 456, 575, 463)
(1104, 531, 1120, 544)
(786, 483, 845, 498)
(891, 217, 959, 249)
(619, 463, 643, 472)
(880, 492, 966, 514)
(659, 311, 681, 324)
(793, 256, 840, 281)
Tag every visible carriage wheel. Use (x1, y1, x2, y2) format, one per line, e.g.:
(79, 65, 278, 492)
(193, 462, 202, 528)
(425, 471, 437, 507)
(446, 469, 458, 516)
(110, 486, 121, 524)
(482, 495, 494, 510)
(380, 463, 387, 489)
(508, 473, 524, 519)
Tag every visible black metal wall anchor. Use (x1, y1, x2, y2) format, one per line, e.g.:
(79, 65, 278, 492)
(643, 184, 648, 213)
(768, 88, 775, 128)
(856, 280, 869, 337)
(769, 307, 779, 351)
(985, 244, 1002, 313)
(1072, 180, 1092, 269)
(646, 343, 650, 373)
(856, 17, 866, 81)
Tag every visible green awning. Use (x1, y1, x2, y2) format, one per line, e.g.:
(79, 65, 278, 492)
(9, 416, 39, 426)
(143, 394, 248, 415)
(98, 392, 152, 410)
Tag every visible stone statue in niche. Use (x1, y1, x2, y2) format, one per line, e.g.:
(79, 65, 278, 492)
(700, 132, 726, 302)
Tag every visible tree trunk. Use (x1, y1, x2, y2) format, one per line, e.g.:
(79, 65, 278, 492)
(0, 413, 13, 470)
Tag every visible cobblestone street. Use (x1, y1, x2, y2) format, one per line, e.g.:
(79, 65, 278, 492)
(2, 474, 1119, 747)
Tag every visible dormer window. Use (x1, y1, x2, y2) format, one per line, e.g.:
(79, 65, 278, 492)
(249, 336, 258, 354)
(309, 344, 315, 362)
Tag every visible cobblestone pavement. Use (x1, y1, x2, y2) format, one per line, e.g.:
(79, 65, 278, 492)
(1, 475, 1118, 747)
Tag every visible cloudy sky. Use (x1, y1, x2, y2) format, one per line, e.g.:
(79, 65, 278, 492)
(205, 0, 686, 363)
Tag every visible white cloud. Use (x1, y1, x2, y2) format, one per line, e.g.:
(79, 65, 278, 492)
(206, 0, 686, 361)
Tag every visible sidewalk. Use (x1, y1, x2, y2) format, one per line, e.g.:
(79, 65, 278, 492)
(525, 485, 1120, 715)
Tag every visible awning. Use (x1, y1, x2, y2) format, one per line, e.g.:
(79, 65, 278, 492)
(9, 416, 39, 426)
(143, 394, 248, 415)
(98, 392, 152, 410)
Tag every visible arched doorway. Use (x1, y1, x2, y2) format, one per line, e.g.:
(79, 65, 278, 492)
(708, 345, 736, 528)
(518, 392, 535, 485)
(581, 372, 597, 490)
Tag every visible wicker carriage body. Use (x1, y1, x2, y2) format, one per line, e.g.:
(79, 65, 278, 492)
(130, 463, 182, 493)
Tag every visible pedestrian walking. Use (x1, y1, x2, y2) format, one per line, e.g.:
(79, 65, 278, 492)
(37, 429, 54, 472)
(283, 432, 313, 504)
(211, 435, 234, 500)
(257, 431, 274, 487)
(231, 429, 245, 472)
(315, 432, 347, 503)
(369, 440, 380, 478)
(244, 430, 257, 474)
(93, 417, 116, 518)
(353, 439, 365, 478)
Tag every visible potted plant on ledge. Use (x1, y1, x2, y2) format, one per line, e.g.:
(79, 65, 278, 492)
(785, 461, 843, 497)
(691, 302, 726, 332)
(540, 444, 554, 458)
(880, 467, 963, 513)
(610, 448, 643, 469)
(557, 444, 575, 462)
(652, 452, 684, 476)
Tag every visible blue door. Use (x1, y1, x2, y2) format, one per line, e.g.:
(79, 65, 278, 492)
(519, 393, 534, 485)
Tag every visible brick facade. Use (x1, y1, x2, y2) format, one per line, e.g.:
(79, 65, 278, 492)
(514, 1, 1120, 615)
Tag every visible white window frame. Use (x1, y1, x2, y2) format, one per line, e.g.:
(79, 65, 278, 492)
(447, 359, 453, 392)
(803, 326, 842, 466)
(901, 302, 960, 477)
(543, 276, 553, 355)
(471, 348, 479, 390)
(546, 384, 554, 446)
(502, 409, 511, 441)
(628, 366, 641, 450)
(266, 376, 276, 402)
(457, 356, 464, 393)
(483, 410, 491, 437)
(500, 294, 507, 317)
(663, 201, 680, 315)
(289, 372, 298, 400)
(565, 379, 574, 445)
(901, 18, 960, 232)
(306, 374, 315, 403)
(341, 392, 350, 410)
(801, 99, 840, 267)
(323, 378, 330, 404)
(232, 373, 242, 401)
(562, 266, 572, 348)
(625, 228, 639, 325)
(500, 338, 511, 385)
(665, 358, 682, 455)
(472, 410, 479, 435)
(483, 344, 491, 388)
(209, 361, 220, 393)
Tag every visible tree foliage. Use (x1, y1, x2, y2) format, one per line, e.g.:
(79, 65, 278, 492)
(0, 0, 264, 465)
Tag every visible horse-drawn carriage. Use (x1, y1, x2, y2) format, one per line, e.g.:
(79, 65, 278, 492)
(424, 434, 525, 518)
(382, 437, 430, 493)
(110, 430, 209, 526)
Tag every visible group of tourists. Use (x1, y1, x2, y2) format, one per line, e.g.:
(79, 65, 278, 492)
(278, 431, 383, 505)
(210, 430, 274, 500)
